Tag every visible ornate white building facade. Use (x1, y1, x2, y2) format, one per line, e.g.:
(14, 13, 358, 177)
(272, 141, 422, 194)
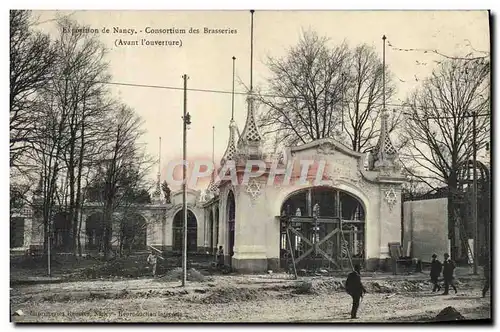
(199, 88, 406, 272)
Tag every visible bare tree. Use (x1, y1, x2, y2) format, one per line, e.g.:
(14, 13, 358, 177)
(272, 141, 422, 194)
(341, 44, 401, 152)
(402, 57, 490, 258)
(10, 13, 154, 259)
(52, 18, 111, 254)
(16, 16, 115, 255)
(257, 30, 350, 146)
(87, 105, 153, 258)
(257, 30, 401, 152)
(10, 10, 56, 172)
(28, 86, 71, 252)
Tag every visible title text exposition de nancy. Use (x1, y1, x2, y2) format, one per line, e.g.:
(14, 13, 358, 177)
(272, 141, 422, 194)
(67, 26, 238, 35)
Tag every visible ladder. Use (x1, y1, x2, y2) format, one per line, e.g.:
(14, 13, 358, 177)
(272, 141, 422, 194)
(339, 219, 354, 271)
(281, 216, 298, 279)
(455, 209, 474, 268)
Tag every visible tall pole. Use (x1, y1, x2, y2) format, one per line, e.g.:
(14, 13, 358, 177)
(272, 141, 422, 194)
(250, 10, 254, 91)
(232, 56, 236, 120)
(182, 74, 189, 286)
(472, 111, 478, 275)
(382, 35, 386, 110)
(47, 223, 51, 277)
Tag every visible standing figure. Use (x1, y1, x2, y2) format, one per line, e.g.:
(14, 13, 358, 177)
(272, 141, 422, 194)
(217, 245, 224, 268)
(147, 249, 158, 277)
(430, 254, 442, 292)
(442, 253, 457, 295)
(482, 252, 490, 298)
(345, 264, 367, 319)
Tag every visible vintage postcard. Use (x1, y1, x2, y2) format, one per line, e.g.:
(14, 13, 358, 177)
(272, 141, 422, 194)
(9, 9, 491, 323)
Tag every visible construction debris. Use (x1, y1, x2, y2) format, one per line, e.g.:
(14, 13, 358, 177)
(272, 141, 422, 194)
(156, 267, 210, 282)
(293, 281, 315, 294)
(200, 287, 260, 304)
(435, 306, 465, 321)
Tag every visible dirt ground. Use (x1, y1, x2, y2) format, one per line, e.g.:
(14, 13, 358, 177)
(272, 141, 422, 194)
(10, 272, 491, 323)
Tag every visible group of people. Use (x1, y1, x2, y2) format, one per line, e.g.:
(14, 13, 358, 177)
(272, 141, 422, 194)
(430, 253, 457, 294)
(431, 252, 490, 297)
(345, 252, 491, 319)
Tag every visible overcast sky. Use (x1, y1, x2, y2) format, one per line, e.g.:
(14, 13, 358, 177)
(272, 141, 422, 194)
(32, 10, 490, 189)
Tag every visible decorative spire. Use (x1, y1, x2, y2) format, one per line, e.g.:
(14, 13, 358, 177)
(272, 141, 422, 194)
(221, 56, 239, 166)
(372, 35, 398, 170)
(237, 10, 263, 158)
(221, 120, 238, 165)
(238, 93, 263, 144)
(207, 177, 220, 197)
(152, 136, 162, 201)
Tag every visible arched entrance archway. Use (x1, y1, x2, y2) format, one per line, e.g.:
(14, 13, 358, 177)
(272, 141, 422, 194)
(120, 213, 147, 253)
(173, 209, 198, 252)
(280, 186, 365, 271)
(227, 191, 235, 262)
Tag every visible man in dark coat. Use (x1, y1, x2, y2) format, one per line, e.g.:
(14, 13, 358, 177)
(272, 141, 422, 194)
(442, 253, 457, 295)
(482, 253, 490, 298)
(345, 264, 367, 319)
(430, 254, 442, 292)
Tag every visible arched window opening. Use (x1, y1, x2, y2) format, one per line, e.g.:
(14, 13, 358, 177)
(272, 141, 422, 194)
(120, 213, 147, 254)
(173, 209, 198, 252)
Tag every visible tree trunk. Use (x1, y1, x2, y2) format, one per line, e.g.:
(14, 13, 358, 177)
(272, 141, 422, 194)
(73, 112, 86, 255)
(447, 173, 459, 261)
